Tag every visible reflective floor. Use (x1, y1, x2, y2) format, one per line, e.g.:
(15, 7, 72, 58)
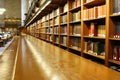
(0, 37, 19, 80)
(13, 35, 120, 80)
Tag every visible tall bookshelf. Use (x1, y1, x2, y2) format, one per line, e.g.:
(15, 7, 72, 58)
(25, 0, 120, 67)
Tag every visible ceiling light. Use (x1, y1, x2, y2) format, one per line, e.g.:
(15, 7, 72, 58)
(0, 8, 6, 15)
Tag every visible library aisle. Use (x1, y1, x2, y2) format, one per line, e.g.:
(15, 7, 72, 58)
(0, 36, 19, 80)
(13, 34, 120, 80)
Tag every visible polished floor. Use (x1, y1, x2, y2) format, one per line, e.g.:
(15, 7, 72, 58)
(13, 34, 120, 80)
(0, 35, 120, 80)
(0, 36, 19, 80)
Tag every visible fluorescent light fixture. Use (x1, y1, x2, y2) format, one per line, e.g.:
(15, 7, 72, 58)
(0, 8, 6, 15)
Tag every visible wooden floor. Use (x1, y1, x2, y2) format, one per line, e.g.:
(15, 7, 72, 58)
(11, 34, 120, 80)
(0, 36, 19, 80)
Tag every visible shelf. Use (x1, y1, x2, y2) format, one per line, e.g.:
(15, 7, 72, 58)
(109, 60, 120, 65)
(69, 35, 81, 37)
(25, 0, 61, 27)
(60, 44, 67, 47)
(84, 0, 105, 7)
(69, 47, 81, 52)
(49, 18, 53, 20)
(54, 42, 59, 45)
(26, 0, 116, 67)
(53, 15, 59, 18)
(60, 12, 67, 16)
(35, 32, 39, 34)
(110, 13, 120, 18)
(69, 20, 81, 24)
(54, 34, 59, 35)
(49, 25, 54, 27)
(109, 38, 120, 41)
(83, 17, 105, 22)
(60, 34, 67, 36)
(39, 33, 46, 34)
(84, 51, 105, 60)
(84, 36, 105, 39)
(54, 24, 59, 26)
(45, 26, 49, 28)
(40, 27, 46, 29)
(46, 33, 52, 35)
(60, 23, 67, 25)
(69, 6, 81, 12)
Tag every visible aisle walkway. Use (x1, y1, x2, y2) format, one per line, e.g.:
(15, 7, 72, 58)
(14, 35, 120, 80)
(0, 36, 19, 80)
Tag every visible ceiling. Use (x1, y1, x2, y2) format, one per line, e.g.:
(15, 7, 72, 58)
(0, 0, 21, 27)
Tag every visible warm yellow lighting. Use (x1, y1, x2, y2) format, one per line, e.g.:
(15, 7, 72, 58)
(0, 8, 6, 15)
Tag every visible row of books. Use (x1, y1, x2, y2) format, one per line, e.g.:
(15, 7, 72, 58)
(54, 17, 59, 25)
(46, 21, 49, 27)
(61, 14, 67, 24)
(40, 34, 46, 39)
(85, 0, 94, 3)
(41, 22, 45, 27)
(69, 37, 80, 50)
(60, 36, 67, 46)
(54, 27, 59, 34)
(63, 3, 68, 13)
(49, 20, 53, 26)
(46, 14, 49, 20)
(72, 0, 81, 9)
(46, 35, 53, 42)
(113, 0, 120, 14)
(60, 26, 68, 35)
(35, 29, 39, 34)
(46, 28, 52, 34)
(88, 23, 105, 37)
(84, 41, 105, 56)
(40, 28, 46, 33)
(113, 45, 120, 61)
(54, 8, 59, 16)
(54, 36, 59, 44)
(72, 24, 81, 36)
(114, 20, 120, 38)
(72, 11, 81, 22)
(34, 34, 39, 38)
(50, 12, 54, 19)
(83, 5, 106, 20)
(41, 16, 46, 22)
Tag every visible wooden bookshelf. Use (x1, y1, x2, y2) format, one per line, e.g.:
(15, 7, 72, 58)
(25, 0, 120, 67)
(84, 51, 105, 60)
(84, 36, 105, 39)
(109, 60, 120, 65)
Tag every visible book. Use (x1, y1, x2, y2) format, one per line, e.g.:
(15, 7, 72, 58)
(60, 36, 67, 46)
(113, 0, 120, 14)
(72, 11, 81, 22)
(55, 17, 59, 25)
(84, 40, 105, 55)
(54, 26, 59, 34)
(98, 25, 106, 37)
(70, 37, 80, 50)
(83, 5, 106, 20)
(55, 36, 59, 43)
(72, 0, 81, 9)
(63, 3, 68, 13)
(113, 46, 119, 60)
(60, 26, 68, 35)
(72, 24, 81, 36)
(114, 20, 120, 38)
(61, 14, 67, 24)
(54, 8, 59, 16)
(85, 0, 94, 3)
(89, 23, 97, 37)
